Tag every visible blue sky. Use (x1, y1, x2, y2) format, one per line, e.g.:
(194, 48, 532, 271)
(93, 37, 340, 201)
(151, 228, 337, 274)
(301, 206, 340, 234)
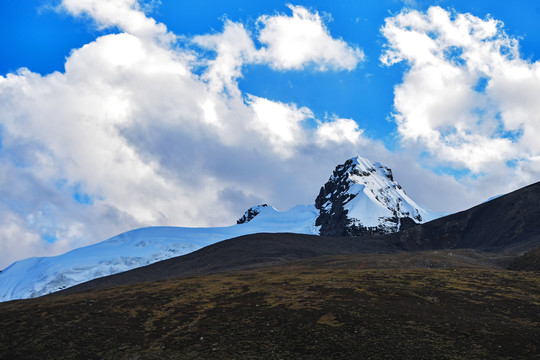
(3, 1, 539, 144)
(1, 0, 540, 268)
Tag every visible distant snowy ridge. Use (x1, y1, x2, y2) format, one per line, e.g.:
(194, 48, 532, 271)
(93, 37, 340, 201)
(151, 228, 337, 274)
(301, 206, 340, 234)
(0, 205, 318, 302)
(315, 156, 435, 236)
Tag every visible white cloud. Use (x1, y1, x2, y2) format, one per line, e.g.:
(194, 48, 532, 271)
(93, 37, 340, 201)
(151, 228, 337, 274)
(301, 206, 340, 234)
(0, 1, 374, 268)
(381, 6, 540, 176)
(0, 212, 50, 270)
(246, 95, 313, 158)
(315, 117, 365, 147)
(193, 4, 365, 90)
(193, 21, 258, 94)
(60, 0, 174, 43)
(257, 4, 364, 70)
(2, 2, 532, 271)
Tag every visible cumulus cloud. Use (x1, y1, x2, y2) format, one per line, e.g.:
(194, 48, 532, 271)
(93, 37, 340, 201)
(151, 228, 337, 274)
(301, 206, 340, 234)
(193, 21, 258, 94)
(193, 4, 365, 92)
(0, 1, 373, 268)
(381, 6, 540, 179)
(3, 2, 532, 270)
(246, 95, 314, 158)
(60, 0, 174, 43)
(315, 118, 365, 147)
(257, 4, 365, 70)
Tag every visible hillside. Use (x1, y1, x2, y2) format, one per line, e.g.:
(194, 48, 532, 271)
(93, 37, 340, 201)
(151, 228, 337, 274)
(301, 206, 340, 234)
(0, 252, 537, 359)
(1, 164, 540, 360)
(57, 232, 401, 295)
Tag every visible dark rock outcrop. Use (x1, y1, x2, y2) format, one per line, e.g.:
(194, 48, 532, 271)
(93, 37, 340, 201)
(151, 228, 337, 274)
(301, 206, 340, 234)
(237, 204, 268, 224)
(315, 159, 358, 236)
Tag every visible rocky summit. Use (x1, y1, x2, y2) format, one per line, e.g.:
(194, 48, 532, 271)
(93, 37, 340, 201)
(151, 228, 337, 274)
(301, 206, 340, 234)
(315, 156, 434, 236)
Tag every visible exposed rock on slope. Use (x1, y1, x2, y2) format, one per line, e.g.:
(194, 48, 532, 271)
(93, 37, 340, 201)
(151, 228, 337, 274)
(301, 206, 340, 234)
(237, 204, 268, 224)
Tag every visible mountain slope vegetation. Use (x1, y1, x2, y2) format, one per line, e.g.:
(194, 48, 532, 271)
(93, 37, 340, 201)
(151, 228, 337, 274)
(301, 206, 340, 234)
(0, 251, 538, 360)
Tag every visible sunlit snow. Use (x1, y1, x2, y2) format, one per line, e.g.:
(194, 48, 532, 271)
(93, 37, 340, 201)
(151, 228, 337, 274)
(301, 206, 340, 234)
(0, 205, 318, 302)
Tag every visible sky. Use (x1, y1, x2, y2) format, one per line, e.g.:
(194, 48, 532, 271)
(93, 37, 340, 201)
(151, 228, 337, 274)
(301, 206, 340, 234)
(1, 0, 540, 269)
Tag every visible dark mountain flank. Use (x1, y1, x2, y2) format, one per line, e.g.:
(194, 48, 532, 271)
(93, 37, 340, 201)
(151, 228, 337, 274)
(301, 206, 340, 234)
(395, 181, 540, 252)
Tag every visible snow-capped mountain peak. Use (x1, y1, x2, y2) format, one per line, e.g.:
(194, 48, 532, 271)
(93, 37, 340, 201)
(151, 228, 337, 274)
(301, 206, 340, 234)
(315, 156, 434, 236)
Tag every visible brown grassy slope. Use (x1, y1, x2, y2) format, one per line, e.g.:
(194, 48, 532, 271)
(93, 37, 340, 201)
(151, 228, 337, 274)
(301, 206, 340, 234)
(0, 251, 538, 360)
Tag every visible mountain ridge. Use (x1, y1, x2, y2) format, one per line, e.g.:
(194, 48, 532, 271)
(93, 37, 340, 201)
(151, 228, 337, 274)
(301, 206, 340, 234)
(2, 156, 538, 302)
(0, 205, 319, 302)
(56, 180, 540, 297)
(54, 232, 402, 296)
(0, 155, 434, 301)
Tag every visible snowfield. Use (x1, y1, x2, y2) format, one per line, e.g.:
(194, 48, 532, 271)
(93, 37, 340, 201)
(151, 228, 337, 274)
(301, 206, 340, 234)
(0, 205, 318, 302)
